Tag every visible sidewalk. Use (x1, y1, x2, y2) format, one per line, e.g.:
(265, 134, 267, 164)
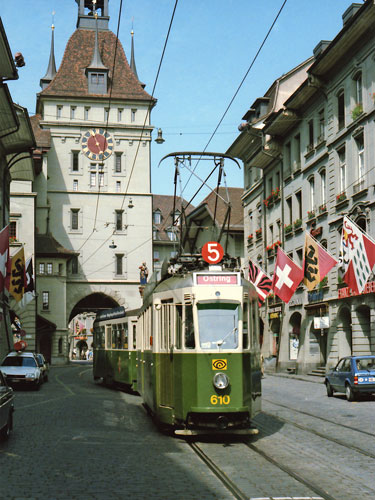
(265, 370, 325, 384)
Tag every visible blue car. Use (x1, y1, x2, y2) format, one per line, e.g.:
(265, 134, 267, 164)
(325, 356, 375, 401)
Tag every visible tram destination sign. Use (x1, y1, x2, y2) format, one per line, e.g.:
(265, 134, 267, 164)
(196, 274, 238, 285)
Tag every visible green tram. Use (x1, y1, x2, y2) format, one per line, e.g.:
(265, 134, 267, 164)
(93, 306, 139, 391)
(137, 263, 262, 435)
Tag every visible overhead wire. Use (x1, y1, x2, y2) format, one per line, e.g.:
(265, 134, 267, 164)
(181, 0, 288, 201)
(77, 0, 124, 253)
(81, 0, 179, 267)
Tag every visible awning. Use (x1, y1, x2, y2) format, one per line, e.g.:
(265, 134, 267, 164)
(7, 153, 34, 181)
(0, 18, 18, 80)
(0, 84, 18, 137)
(1, 103, 35, 155)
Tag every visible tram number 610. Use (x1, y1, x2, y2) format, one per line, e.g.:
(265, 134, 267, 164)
(210, 395, 230, 405)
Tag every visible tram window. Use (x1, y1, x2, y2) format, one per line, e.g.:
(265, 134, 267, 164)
(123, 322, 128, 349)
(106, 326, 112, 349)
(99, 326, 105, 348)
(176, 305, 182, 349)
(161, 300, 173, 350)
(250, 301, 258, 348)
(243, 302, 249, 349)
(184, 304, 195, 349)
(132, 323, 137, 349)
(197, 303, 239, 350)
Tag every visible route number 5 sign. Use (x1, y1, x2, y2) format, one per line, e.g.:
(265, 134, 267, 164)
(202, 242, 224, 264)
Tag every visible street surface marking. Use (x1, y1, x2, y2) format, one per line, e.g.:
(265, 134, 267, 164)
(54, 372, 75, 395)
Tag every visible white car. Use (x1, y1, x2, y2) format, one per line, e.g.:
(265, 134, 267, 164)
(0, 370, 14, 440)
(0, 352, 42, 390)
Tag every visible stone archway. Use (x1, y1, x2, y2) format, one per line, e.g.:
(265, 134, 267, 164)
(353, 304, 371, 355)
(289, 312, 301, 361)
(69, 292, 120, 323)
(337, 306, 352, 358)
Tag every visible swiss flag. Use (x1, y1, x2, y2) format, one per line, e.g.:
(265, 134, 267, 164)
(0, 225, 9, 292)
(272, 247, 303, 304)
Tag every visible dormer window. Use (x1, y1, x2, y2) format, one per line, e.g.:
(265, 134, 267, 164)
(87, 72, 108, 94)
(153, 210, 161, 224)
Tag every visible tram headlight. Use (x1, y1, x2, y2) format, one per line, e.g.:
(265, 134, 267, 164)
(213, 372, 229, 390)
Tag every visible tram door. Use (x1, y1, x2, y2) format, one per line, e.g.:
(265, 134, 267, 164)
(160, 300, 174, 408)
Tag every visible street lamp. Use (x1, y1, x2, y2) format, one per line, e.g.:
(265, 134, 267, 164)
(155, 128, 165, 144)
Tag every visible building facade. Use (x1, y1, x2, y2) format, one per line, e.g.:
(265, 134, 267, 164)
(12, 0, 155, 363)
(0, 18, 35, 361)
(228, 2, 375, 373)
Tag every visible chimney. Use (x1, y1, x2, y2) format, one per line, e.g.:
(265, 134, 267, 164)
(342, 3, 362, 26)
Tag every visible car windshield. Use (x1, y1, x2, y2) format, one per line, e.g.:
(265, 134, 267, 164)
(197, 302, 239, 350)
(356, 358, 375, 371)
(2, 356, 37, 367)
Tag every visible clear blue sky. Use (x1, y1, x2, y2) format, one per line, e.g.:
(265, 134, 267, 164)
(2, 0, 358, 204)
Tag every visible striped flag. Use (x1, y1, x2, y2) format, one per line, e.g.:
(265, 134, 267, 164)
(303, 232, 338, 291)
(0, 225, 9, 292)
(248, 260, 272, 305)
(340, 216, 375, 294)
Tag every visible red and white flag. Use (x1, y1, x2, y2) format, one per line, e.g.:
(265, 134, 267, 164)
(0, 225, 9, 292)
(248, 259, 272, 305)
(340, 216, 375, 294)
(272, 247, 303, 304)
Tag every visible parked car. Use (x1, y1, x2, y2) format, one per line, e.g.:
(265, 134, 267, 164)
(35, 353, 49, 382)
(0, 369, 14, 440)
(0, 352, 42, 390)
(325, 355, 375, 401)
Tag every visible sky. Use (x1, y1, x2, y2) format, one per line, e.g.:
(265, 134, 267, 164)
(1, 0, 359, 204)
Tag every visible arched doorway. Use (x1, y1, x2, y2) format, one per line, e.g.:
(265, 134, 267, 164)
(289, 312, 301, 361)
(355, 305, 371, 355)
(337, 306, 352, 358)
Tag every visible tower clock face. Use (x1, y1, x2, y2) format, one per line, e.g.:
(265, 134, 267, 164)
(81, 128, 114, 161)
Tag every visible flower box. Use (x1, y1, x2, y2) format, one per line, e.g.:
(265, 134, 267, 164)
(293, 218, 302, 229)
(319, 204, 327, 214)
(336, 192, 347, 203)
(307, 210, 315, 220)
(255, 228, 262, 239)
(351, 103, 363, 121)
(284, 223, 293, 234)
(263, 187, 281, 208)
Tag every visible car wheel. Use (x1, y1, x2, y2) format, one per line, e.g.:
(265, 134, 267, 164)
(346, 384, 356, 401)
(326, 381, 334, 397)
(0, 412, 12, 441)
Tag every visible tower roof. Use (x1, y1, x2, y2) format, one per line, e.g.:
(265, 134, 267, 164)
(38, 29, 155, 102)
(40, 25, 57, 89)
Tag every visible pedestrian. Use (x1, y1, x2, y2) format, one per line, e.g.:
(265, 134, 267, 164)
(139, 262, 149, 285)
(260, 353, 265, 378)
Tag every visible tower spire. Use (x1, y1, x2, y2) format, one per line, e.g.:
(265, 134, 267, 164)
(86, 5, 107, 70)
(40, 15, 57, 90)
(130, 29, 145, 89)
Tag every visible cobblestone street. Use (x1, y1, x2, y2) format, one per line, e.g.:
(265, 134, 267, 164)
(1, 365, 375, 500)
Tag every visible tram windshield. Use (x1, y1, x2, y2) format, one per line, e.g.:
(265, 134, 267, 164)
(197, 302, 239, 350)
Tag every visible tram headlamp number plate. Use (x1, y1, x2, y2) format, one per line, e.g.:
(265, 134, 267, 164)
(210, 395, 230, 405)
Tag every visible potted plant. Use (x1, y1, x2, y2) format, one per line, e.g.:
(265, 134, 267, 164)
(351, 103, 363, 121)
(319, 204, 327, 213)
(293, 218, 302, 229)
(255, 228, 262, 238)
(307, 210, 315, 220)
(336, 192, 347, 203)
(284, 223, 293, 234)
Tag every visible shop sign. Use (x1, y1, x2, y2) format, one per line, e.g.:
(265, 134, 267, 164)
(269, 306, 282, 313)
(269, 312, 280, 319)
(338, 281, 375, 299)
(314, 316, 329, 329)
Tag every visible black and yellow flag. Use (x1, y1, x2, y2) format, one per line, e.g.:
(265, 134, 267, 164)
(7, 247, 26, 302)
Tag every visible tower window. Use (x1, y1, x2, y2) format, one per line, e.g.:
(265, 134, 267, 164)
(116, 181, 121, 192)
(115, 254, 124, 275)
(73, 179, 78, 191)
(71, 209, 79, 230)
(118, 108, 123, 122)
(131, 109, 137, 122)
(72, 151, 79, 171)
(70, 106, 76, 119)
(115, 153, 122, 173)
(57, 106, 62, 119)
(84, 107, 90, 120)
(115, 210, 123, 231)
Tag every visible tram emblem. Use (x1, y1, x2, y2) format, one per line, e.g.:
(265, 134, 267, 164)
(212, 359, 227, 370)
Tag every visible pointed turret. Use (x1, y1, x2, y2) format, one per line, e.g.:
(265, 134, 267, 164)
(130, 30, 145, 89)
(40, 24, 57, 90)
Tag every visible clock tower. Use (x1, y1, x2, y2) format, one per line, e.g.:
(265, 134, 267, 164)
(33, 0, 155, 363)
